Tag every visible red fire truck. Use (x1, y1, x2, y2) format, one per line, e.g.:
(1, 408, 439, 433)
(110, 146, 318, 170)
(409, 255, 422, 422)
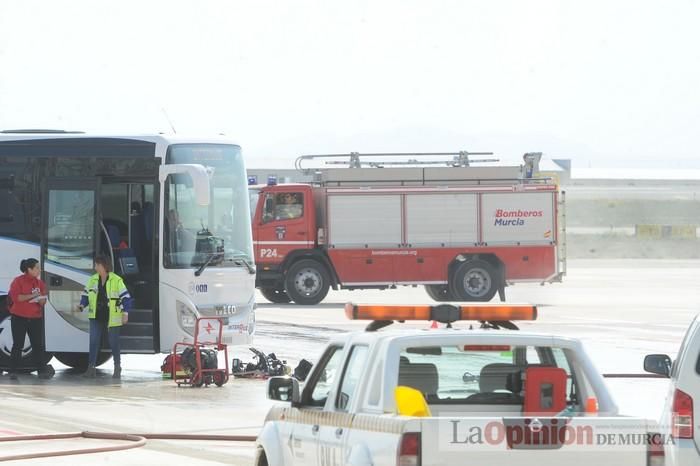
(250, 152, 566, 305)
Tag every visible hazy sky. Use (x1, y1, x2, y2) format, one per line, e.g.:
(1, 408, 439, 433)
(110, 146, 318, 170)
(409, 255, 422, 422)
(1, 1, 698, 168)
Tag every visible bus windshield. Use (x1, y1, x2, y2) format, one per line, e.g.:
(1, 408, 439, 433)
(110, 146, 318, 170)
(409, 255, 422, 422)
(164, 144, 253, 270)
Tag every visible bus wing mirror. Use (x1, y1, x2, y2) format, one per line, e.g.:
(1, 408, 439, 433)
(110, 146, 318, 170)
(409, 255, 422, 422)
(159, 164, 212, 206)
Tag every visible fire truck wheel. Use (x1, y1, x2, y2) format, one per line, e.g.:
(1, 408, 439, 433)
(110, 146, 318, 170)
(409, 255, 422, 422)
(424, 285, 457, 302)
(285, 259, 331, 305)
(450, 260, 499, 302)
(260, 287, 292, 304)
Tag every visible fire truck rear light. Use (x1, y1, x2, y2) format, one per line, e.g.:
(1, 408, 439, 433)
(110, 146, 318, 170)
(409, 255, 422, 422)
(672, 388, 694, 439)
(345, 303, 537, 323)
(398, 432, 421, 466)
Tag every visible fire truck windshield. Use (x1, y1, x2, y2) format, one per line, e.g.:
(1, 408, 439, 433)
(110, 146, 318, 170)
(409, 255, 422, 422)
(164, 143, 253, 270)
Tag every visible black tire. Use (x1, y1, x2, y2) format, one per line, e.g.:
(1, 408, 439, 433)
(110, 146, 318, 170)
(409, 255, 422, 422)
(424, 285, 457, 302)
(450, 260, 499, 302)
(54, 352, 112, 370)
(284, 259, 330, 305)
(256, 449, 269, 466)
(0, 313, 54, 371)
(260, 287, 292, 304)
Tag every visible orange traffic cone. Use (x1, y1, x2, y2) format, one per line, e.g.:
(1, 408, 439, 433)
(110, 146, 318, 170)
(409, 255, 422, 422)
(430, 321, 438, 329)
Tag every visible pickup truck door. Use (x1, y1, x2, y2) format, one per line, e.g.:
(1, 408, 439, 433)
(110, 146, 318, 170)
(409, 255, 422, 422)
(318, 345, 369, 466)
(289, 346, 345, 466)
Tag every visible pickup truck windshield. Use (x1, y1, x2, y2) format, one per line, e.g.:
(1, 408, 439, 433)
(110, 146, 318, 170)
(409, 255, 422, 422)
(399, 345, 577, 406)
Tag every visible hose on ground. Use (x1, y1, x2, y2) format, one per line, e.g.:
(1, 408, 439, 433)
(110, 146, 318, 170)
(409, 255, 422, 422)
(0, 431, 257, 462)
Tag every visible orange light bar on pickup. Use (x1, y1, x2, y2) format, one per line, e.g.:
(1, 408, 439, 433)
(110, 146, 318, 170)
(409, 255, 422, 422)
(459, 305, 537, 322)
(344, 303, 537, 323)
(345, 303, 432, 321)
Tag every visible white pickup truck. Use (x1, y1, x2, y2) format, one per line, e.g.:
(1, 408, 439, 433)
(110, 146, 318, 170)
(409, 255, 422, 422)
(644, 313, 700, 466)
(257, 303, 662, 466)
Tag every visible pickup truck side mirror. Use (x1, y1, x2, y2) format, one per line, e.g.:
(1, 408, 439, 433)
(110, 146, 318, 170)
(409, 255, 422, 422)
(268, 376, 301, 404)
(644, 354, 672, 377)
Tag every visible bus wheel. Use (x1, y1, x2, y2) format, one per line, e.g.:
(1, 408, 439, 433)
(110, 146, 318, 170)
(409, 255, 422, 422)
(450, 260, 499, 302)
(0, 314, 53, 371)
(285, 259, 330, 305)
(54, 352, 112, 370)
(424, 285, 457, 302)
(260, 287, 292, 304)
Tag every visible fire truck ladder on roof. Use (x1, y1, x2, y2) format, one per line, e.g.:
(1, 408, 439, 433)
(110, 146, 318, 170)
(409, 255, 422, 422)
(295, 151, 550, 187)
(294, 151, 498, 172)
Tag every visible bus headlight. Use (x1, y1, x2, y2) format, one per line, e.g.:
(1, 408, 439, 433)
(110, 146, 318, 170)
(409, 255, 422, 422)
(177, 301, 197, 334)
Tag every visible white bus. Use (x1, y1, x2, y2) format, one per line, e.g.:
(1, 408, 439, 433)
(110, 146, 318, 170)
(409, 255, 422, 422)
(0, 131, 256, 369)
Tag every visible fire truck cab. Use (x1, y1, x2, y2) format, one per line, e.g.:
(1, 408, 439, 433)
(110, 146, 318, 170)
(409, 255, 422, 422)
(251, 152, 566, 305)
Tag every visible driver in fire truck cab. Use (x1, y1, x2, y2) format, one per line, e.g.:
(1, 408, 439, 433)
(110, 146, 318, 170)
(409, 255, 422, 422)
(272, 192, 303, 221)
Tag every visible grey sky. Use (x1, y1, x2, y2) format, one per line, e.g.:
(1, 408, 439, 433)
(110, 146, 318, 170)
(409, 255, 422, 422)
(1, 0, 698, 168)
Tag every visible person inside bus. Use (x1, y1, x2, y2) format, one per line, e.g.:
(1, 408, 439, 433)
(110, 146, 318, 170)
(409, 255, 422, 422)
(165, 209, 196, 263)
(77, 254, 132, 379)
(7, 258, 54, 380)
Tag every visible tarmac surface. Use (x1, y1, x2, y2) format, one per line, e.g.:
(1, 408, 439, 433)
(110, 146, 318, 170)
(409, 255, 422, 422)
(1, 259, 699, 465)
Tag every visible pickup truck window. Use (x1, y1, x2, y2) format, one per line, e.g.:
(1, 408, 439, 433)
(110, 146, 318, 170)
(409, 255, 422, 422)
(305, 346, 344, 407)
(336, 345, 369, 411)
(551, 347, 575, 398)
(399, 345, 576, 406)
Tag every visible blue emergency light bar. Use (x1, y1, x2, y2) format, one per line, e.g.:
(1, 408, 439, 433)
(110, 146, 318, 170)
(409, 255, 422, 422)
(267, 175, 277, 186)
(247, 175, 258, 185)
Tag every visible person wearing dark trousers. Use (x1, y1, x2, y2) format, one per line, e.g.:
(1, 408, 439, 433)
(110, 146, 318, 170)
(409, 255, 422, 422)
(8, 258, 53, 380)
(78, 254, 132, 379)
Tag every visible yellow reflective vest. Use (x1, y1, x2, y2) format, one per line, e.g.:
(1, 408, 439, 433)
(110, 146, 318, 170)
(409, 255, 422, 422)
(81, 273, 132, 328)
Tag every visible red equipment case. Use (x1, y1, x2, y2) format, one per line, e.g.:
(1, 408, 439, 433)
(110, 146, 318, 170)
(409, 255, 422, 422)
(523, 366, 568, 414)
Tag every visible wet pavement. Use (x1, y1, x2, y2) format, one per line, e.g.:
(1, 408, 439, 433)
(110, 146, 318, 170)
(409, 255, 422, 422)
(1, 259, 698, 464)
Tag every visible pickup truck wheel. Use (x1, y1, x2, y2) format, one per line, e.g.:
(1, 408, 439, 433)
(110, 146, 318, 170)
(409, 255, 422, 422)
(424, 285, 456, 302)
(285, 259, 330, 305)
(260, 287, 292, 304)
(255, 448, 269, 466)
(450, 260, 499, 302)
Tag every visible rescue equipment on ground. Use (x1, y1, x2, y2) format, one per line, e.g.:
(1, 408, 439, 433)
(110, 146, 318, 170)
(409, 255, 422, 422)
(171, 317, 229, 388)
(160, 353, 185, 379)
(231, 347, 291, 379)
(293, 358, 313, 381)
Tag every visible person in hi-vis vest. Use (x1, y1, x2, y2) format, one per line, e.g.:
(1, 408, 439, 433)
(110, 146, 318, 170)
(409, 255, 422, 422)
(77, 254, 132, 379)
